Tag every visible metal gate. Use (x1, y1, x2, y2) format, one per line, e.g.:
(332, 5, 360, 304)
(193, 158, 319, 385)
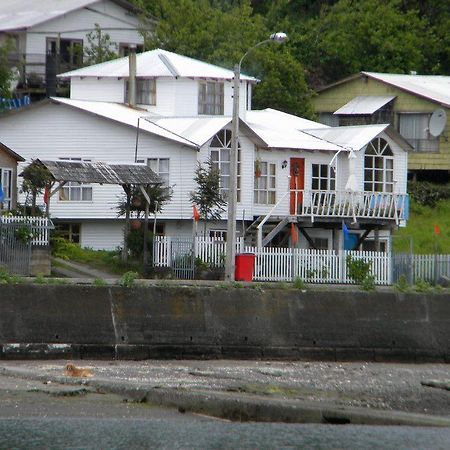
(0, 222, 32, 276)
(170, 238, 195, 279)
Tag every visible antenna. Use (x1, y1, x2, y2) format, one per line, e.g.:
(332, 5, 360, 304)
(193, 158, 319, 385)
(429, 109, 447, 137)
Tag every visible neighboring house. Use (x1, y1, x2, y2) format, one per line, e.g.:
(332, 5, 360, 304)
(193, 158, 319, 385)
(0, 0, 147, 91)
(313, 72, 450, 180)
(0, 141, 24, 210)
(0, 49, 409, 252)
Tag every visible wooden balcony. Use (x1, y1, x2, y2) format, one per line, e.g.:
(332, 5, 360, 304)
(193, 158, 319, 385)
(292, 190, 409, 223)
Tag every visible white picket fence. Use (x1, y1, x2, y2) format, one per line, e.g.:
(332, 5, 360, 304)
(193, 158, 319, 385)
(393, 253, 450, 284)
(0, 215, 52, 245)
(153, 236, 391, 285)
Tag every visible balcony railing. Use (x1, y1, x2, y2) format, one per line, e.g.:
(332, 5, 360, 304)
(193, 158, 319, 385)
(292, 190, 409, 223)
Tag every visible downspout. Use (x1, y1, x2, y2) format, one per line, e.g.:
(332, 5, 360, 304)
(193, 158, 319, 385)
(128, 45, 137, 107)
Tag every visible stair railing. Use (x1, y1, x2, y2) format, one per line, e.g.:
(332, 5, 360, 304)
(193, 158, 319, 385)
(257, 190, 289, 248)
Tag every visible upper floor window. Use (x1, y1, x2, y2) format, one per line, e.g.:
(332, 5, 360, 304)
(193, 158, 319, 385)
(364, 138, 394, 192)
(125, 78, 156, 105)
(147, 158, 169, 185)
(254, 161, 276, 205)
(199, 81, 224, 115)
(1, 168, 12, 210)
(59, 157, 93, 201)
(210, 130, 240, 201)
(312, 164, 335, 190)
(47, 38, 83, 68)
(398, 113, 439, 152)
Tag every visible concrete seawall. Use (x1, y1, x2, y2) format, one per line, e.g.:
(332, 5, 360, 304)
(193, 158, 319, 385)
(1, 285, 449, 362)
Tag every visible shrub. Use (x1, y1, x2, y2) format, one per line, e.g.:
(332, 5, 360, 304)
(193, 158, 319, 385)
(346, 255, 371, 283)
(394, 275, 410, 293)
(360, 275, 376, 292)
(293, 277, 306, 290)
(119, 271, 139, 288)
(408, 181, 450, 207)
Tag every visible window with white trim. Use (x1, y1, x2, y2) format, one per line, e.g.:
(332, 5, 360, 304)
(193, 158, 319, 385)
(59, 157, 93, 201)
(398, 113, 438, 152)
(147, 158, 169, 185)
(311, 164, 336, 190)
(254, 161, 276, 204)
(125, 78, 156, 105)
(198, 81, 224, 115)
(1, 168, 12, 210)
(209, 229, 227, 240)
(364, 138, 394, 192)
(210, 130, 241, 201)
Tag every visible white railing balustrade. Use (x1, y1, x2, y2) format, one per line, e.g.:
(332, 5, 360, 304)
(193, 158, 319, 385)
(0, 215, 53, 245)
(295, 190, 408, 223)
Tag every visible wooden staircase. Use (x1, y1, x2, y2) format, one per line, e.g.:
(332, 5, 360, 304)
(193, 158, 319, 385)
(244, 216, 296, 247)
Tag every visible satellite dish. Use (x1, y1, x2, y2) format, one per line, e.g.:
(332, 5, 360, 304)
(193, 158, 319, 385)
(429, 109, 447, 137)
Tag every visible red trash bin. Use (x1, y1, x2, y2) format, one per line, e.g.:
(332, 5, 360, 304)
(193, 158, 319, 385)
(235, 253, 256, 282)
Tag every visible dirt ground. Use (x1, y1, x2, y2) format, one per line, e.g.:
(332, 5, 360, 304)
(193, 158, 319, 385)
(1, 360, 449, 417)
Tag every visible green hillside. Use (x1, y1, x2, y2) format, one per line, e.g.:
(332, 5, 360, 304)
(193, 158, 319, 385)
(393, 199, 450, 254)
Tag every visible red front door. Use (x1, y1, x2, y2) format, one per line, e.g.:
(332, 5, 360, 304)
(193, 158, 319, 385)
(290, 158, 304, 214)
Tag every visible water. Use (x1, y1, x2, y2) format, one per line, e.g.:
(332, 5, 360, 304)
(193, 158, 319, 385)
(0, 418, 449, 450)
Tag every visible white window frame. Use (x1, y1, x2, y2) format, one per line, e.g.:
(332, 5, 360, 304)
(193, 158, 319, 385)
(209, 229, 227, 240)
(311, 164, 336, 191)
(364, 138, 394, 193)
(59, 157, 93, 202)
(398, 112, 439, 152)
(146, 157, 170, 185)
(210, 130, 241, 202)
(1, 168, 13, 210)
(254, 161, 276, 205)
(125, 78, 156, 105)
(198, 81, 224, 115)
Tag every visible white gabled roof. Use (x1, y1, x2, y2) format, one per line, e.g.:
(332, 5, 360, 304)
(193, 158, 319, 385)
(52, 97, 199, 148)
(0, 0, 137, 31)
(363, 72, 450, 108)
(303, 124, 390, 151)
(244, 109, 342, 151)
(334, 96, 396, 115)
(144, 116, 232, 147)
(58, 49, 258, 82)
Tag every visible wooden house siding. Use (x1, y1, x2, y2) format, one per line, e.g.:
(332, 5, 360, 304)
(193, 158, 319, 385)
(0, 103, 198, 221)
(70, 78, 125, 103)
(70, 76, 249, 117)
(313, 77, 450, 171)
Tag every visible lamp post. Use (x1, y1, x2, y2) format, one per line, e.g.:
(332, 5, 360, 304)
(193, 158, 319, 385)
(224, 32, 288, 281)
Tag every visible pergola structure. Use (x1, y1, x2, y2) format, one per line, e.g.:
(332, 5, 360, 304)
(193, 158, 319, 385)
(26, 159, 162, 261)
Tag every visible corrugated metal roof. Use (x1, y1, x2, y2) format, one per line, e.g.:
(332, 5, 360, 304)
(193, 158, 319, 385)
(38, 160, 161, 184)
(52, 97, 199, 148)
(334, 96, 396, 115)
(146, 116, 232, 147)
(0, 0, 102, 31)
(363, 72, 450, 108)
(304, 124, 390, 151)
(58, 49, 258, 82)
(244, 109, 342, 151)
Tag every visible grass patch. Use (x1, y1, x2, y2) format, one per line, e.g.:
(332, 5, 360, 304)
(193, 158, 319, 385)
(51, 237, 141, 276)
(393, 198, 450, 254)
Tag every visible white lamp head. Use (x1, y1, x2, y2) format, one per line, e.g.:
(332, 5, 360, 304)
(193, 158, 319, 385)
(270, 32, 288, 43)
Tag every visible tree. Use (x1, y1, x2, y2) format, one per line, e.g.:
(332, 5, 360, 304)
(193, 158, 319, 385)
(20, 160, 53, 216)
(135, 0, 314, 117)
(84, 24, 118, 65)
(190, 158, 226, 231)
(297, 0, 438, 88)
(0, 40, 13, 98)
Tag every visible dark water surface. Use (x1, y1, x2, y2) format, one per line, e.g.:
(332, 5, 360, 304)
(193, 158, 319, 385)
(0, 418, 449, 450)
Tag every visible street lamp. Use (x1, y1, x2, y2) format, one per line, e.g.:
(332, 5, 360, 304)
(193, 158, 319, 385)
(225, 32, 288, 281)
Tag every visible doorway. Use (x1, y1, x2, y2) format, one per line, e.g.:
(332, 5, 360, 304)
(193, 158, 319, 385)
(289, 158, 304, 214)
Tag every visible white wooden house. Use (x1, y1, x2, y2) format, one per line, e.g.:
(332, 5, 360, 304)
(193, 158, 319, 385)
(0, 0, 147, 87)
(0, 49, 410, 252)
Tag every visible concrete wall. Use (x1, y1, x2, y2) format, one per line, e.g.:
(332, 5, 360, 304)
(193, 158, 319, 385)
(0, 285, 449, 362)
